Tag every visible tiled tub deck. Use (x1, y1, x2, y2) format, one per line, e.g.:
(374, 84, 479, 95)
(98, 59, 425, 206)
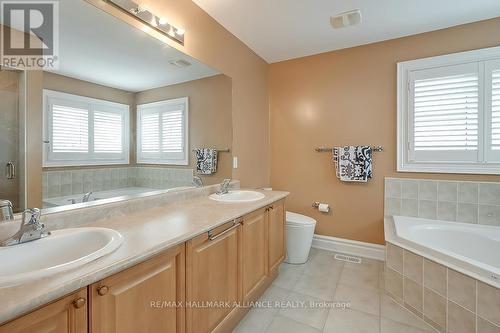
(385, 242, 500, 333)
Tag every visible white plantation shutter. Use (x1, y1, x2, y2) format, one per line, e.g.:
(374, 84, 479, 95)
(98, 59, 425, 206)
(137, 98, 188, 165)
(485, 59, 500, 163)
(162, 110, 184, 153)
(140, 113, 160, 153)
(491, 69, 500, 150)
(52, 104, 89, 153)
(409, 63, 480, 162)
(43, 90, 130, 166)
(94, 111, 123, 153)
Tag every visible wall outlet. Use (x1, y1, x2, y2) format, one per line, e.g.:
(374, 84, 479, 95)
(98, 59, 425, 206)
(233, 156, 238, 169)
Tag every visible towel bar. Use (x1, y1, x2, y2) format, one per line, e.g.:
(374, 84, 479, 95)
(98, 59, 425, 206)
(192, 148, 230, 153)
(315, 145, 383, 153)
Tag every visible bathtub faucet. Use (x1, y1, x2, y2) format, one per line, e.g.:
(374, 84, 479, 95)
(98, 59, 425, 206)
(82, 192, 93, 203)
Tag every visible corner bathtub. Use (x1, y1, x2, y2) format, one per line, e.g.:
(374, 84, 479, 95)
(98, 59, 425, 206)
(384, 216, 500, 288)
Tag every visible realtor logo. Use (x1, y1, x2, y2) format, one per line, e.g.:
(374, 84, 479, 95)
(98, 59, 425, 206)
(1, 0, 59, 69)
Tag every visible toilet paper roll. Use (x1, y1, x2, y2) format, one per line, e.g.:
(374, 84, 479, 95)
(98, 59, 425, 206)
(318, 203, 330, 213)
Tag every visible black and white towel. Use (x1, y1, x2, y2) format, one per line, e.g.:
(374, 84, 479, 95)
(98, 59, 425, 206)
(333, 146, 373, 182)
(195, 148, 218, 175)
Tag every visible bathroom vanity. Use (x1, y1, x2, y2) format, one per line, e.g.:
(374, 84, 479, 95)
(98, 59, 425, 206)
(0, 190, 287, 333)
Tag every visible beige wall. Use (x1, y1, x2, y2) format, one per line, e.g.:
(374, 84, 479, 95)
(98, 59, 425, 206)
(43, 72, 134, 105)
(135, 74, 233, 185)
(269, 18, 500, 245)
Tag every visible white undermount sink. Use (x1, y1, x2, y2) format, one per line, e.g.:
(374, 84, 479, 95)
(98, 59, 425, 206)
(0, 227, 123, 287)
(209, 190, 266, 203)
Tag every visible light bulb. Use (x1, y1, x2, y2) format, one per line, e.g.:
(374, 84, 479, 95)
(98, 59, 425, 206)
(168, 26, 175, 37)
(158, 17, 168, 25)
(176, 28, 185, 36)
(150, 14, 158, 27)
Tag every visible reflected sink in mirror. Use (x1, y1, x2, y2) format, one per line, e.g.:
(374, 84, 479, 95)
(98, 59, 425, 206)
(209, 191, 266, 203)
(0, 227, 123, 287)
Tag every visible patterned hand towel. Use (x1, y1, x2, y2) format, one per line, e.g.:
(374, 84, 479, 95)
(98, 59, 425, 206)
(195, 148, 218, 175)
(333, 146, 373, 182)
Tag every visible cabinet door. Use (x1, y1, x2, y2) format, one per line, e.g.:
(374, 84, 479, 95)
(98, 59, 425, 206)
(0, 289, 87, 333)
(241, 208, 268, 300)
(268, 200, 285, 273)
(90, 244, 185, 333)
(186, 221, 240, 333)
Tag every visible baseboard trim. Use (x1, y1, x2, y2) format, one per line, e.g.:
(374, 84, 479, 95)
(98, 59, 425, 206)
(312, 234, 386, 261)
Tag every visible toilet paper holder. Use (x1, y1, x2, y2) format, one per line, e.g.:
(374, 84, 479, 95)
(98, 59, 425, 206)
(312, 202, 331, 213)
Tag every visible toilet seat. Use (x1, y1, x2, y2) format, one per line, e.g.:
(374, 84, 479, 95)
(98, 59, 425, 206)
(285, 211, 316, 227)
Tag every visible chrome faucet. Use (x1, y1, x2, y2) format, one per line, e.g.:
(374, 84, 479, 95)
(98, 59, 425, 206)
(192, 176, 204, 188)
(0, 208, 50, 246)
(0, 200, 14, 221)
(216, 179, 232, 195)
(82, 192, 93, 203)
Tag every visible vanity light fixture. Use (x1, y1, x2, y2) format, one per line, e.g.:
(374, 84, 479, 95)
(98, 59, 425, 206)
(105, 0, 185, 44)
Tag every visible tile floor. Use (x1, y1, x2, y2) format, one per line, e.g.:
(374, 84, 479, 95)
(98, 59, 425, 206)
(234, 248, 437, 333)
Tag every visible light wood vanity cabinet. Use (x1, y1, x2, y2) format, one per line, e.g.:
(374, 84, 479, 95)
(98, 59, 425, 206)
(0, 288, 88, 333)
(0, 199, 285, 333)
(241, 207, 268, 301)
(185, 220, 241, 333)
(90, 244, 185, 333)
(268, 200, 285, 272)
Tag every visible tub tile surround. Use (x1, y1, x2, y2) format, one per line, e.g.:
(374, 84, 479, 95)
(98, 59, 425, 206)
(43, 167, 194, 198)
(384, 177, 500, 333)
(385, 178, 500, 227)
(385, 243, 500, 333)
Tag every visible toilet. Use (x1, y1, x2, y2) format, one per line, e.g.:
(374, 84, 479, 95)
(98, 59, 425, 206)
(285, 211, 317, 264)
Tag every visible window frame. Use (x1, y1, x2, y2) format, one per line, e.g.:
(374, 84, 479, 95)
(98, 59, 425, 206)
(136, 97, 189, 166)
(397, 46, 500, 175)
(43, 89, 130, 167)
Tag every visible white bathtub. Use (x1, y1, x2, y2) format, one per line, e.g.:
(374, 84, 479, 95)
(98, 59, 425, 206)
(43, 186, 194, 208)
(385, 216, 500, 288)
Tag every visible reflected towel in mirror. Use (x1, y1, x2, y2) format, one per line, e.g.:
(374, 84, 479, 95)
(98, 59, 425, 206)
(195, 148, 218, 175)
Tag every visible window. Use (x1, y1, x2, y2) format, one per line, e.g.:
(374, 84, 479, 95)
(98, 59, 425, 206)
(397, 46, 500, 174)
(136, 97, 189, 165)
(43, 90, 130, 166)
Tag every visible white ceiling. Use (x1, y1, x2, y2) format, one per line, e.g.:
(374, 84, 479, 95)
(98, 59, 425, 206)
(192, 0, 500, 63)
(51, 0, 219, 92)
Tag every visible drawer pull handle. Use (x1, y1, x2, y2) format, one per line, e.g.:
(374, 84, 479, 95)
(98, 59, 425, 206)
(208, 221, 241, 241)
(72, 297, 86, 309)
(97, 285, 109, 296)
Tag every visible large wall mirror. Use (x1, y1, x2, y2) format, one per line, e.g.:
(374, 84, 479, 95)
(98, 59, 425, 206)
(0, 0, 232, 214)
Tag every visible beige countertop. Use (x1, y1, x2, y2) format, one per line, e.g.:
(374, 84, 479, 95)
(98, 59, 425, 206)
(0, 189, 289, 325)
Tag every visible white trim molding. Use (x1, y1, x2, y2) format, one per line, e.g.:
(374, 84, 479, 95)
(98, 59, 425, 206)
(312, 234, 386, 261)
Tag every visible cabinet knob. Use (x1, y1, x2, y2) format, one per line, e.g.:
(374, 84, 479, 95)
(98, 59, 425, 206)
(97, 285, 109, 296)
(72, 297, 86, 309)
(267, 206, 274, 211)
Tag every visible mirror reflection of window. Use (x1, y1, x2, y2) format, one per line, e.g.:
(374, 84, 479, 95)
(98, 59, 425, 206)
(137, 98, 189, 166)
(43, 90, 130, 167)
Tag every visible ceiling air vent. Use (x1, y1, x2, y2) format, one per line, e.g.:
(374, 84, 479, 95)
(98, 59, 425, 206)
(168, 59, 192, 68)
(330, 9, 362, 29)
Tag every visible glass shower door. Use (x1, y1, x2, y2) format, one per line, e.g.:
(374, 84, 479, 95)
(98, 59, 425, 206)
(0, 67, 24, 213)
